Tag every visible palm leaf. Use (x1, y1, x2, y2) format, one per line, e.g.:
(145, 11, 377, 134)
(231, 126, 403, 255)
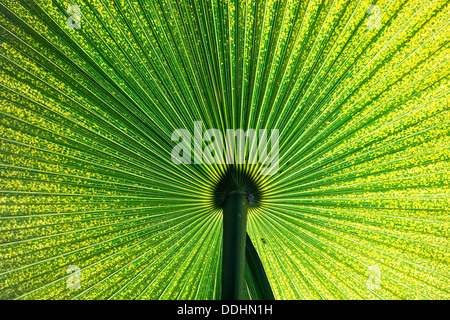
(0, 0, 449, 300)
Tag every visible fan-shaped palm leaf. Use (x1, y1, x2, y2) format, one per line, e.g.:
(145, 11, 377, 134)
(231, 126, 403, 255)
(0, 0, 449, 299)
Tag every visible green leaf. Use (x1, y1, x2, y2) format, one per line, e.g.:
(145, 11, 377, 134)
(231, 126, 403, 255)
(0, 0, 449, 300)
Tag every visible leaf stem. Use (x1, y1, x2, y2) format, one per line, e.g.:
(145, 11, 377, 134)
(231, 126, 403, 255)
(221, 191, 249, 300)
